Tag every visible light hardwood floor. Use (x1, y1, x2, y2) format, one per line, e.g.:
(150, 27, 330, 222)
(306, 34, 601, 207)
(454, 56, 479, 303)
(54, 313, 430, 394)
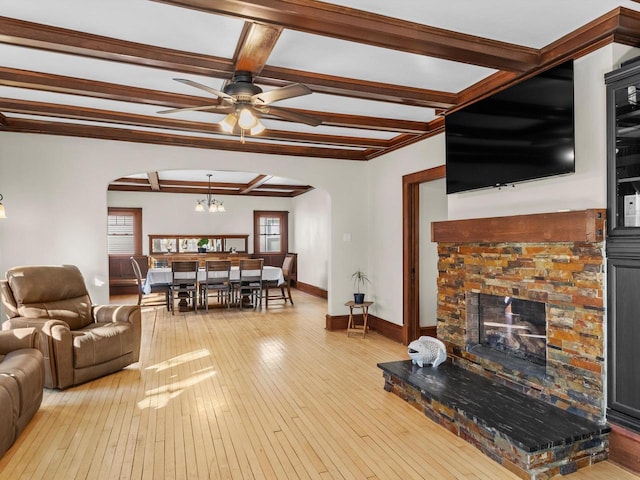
(0, 290, 637, 480)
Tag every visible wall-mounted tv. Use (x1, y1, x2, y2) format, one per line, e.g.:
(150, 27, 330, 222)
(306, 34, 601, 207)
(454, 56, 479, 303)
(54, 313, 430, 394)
(445, 60, 575, 194)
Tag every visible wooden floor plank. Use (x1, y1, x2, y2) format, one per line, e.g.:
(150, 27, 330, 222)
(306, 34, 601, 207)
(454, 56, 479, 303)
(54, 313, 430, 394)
(0, 290, 638, 480)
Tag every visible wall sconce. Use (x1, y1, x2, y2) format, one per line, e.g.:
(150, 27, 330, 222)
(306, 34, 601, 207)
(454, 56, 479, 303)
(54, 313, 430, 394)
(0, 194, 6, 219)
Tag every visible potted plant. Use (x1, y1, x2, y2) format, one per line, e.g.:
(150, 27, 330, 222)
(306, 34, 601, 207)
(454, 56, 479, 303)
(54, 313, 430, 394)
(197, 238, 209, 253)
(351, 270, 370, 304)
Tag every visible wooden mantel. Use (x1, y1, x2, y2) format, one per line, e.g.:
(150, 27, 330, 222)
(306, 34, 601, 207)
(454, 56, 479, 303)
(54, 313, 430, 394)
(431, 209, 606, 243)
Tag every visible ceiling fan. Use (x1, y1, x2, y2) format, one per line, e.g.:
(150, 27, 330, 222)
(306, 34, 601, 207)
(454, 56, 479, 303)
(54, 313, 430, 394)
(158, 71, 322, 139)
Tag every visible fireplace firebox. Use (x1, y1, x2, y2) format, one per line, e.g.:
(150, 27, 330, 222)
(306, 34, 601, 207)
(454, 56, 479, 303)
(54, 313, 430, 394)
(473, 293, 547, 366)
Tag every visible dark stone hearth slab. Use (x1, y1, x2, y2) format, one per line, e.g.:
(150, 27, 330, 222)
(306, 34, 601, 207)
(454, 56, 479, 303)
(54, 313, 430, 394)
(377, 360, 609, 453)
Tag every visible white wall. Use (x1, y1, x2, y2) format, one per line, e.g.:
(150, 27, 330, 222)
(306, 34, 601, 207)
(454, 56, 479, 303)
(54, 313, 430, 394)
(291, 188, 331, 290)
(0, 134, 365, 315)
(367, 135, 446, 324)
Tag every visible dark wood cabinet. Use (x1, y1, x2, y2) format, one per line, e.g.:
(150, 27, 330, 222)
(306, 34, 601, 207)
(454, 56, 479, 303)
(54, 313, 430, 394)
(607, 253, 640, 430)
(606, 58, 640, 431)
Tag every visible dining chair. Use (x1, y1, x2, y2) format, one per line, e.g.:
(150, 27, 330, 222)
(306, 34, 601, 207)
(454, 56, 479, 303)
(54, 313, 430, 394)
(264, 254, 295, 307)
(199, 260, 232, 310)
(130, 256, 169, 309)
(169, 261, 199, 314)
(237, 258, 264, 309)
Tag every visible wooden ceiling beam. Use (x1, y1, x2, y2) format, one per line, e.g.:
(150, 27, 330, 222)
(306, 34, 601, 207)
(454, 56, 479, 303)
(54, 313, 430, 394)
(540, 7, 625, 67)
(112, 177, 151, 185)
(0, 16, 234, 78)
(4, 118, 368, 160)
(108, 183, 303, 197)
(153, 0, 539, 72)
(255, 183, 312, 191)
(109, 176, 314, 196)
(234, 22, 282, 75)
(240, 174, 273, 194)
(278, 108, 429, 133)
(0, 88, 427, 134)
(617, 7, 640, 45)
(364, 116, 445, 160)
(0, 98, 393, 148)
(0, 67, 212, 109)
(147, 172, 161, 191)
(113, 178, 246, 190)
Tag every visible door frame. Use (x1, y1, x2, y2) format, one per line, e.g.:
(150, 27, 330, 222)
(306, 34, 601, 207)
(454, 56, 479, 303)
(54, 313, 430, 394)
(402, 165, 446, 345)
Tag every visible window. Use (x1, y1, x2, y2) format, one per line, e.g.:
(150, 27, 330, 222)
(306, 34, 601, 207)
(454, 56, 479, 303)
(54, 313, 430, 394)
(254, 211, 288, 254)
(107, 208, 142, 255)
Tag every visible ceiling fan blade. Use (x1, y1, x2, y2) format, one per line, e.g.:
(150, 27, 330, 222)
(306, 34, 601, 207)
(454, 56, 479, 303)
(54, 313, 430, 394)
(157, 105, 234, 115)
(256, 105, 322, 126)
(173, 78, 235, 103)
(252, 83, 312, 105)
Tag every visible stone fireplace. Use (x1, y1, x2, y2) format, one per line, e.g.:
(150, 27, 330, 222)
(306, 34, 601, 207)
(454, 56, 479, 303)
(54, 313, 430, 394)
(432, 209, 606, 422)
(377, 209, 609, 478)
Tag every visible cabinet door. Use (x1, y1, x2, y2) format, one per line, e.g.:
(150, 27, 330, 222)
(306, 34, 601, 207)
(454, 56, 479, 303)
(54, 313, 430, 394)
(608, 256, 640, 430)
(606, 63, 640, 235)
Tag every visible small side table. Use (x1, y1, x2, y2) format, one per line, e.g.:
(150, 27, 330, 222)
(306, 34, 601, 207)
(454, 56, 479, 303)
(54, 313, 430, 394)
(345, 300, 374, 338)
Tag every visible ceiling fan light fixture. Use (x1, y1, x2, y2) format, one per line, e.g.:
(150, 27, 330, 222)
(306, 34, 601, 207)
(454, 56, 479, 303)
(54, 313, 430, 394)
(195, 201, 205, 212)
(163, 75, 319, 141)
(219, 113, 237, 133)
(250, 120, 265, 136)
(237, 108, 257, 129)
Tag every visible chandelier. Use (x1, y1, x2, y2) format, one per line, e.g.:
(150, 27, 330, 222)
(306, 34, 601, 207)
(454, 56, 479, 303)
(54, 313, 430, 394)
(195, 174, 226, 213)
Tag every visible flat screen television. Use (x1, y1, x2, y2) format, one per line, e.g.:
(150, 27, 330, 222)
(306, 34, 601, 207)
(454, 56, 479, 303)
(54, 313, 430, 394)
(445, 60, 575, 194)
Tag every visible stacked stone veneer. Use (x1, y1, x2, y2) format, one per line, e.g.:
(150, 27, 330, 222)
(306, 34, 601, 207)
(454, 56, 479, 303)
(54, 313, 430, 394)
(437, 241, 605, 422)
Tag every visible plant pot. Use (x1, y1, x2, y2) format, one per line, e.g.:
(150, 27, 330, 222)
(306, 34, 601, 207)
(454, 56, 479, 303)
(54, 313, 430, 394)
(354, 293, 365, 304)
(197, 247, 206, 253)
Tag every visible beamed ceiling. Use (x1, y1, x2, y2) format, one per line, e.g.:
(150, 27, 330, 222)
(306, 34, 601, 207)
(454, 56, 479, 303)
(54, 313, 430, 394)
(2, 1, 640, 197)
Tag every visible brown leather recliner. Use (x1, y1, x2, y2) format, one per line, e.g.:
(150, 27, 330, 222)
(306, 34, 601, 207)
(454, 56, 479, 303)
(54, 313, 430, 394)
(0, 327, 44, 457)
(0, 265, 141, 389)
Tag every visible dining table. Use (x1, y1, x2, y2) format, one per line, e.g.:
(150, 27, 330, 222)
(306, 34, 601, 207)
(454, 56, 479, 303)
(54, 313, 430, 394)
(142, 265, 285, 295)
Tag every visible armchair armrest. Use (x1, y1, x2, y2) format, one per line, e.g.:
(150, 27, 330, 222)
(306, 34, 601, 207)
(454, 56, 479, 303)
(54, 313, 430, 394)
(0, 327, 38, 355)
(3, 316, 68, 334)
(92, 304, 140, 324)
(3, 316, 71, 389)
(92, 304, 141, 362)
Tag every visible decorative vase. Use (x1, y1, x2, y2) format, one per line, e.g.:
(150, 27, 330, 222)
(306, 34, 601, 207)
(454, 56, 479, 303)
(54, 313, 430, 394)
(354, 293, 365, 304)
